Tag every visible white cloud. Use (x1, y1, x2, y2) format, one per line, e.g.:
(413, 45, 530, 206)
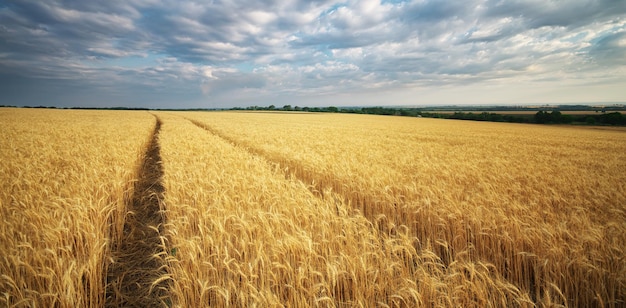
(1, 0, 625, 108)
(246, 10, 277, 25)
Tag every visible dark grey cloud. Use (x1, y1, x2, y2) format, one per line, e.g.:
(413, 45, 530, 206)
(484, 0, 626, 29)
(0, 0, 624, 108)
(589, 31, 626, 65)
(1, 1, 138, 54)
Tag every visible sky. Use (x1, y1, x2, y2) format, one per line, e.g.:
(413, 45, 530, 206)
(1, 0, 625, 109)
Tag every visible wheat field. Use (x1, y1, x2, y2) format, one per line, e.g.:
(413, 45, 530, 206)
(1, 108, 624, 307)
(179, 111, 626, 307)
(0, 108, 155, 307)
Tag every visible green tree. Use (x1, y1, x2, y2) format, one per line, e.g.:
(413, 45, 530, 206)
(551, 110, 562, 123)
(534, 111, 549, 123)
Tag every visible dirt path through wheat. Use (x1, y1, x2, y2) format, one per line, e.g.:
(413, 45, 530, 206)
(106, 116, 170, 307)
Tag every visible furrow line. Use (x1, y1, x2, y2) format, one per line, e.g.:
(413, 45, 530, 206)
(186, 118, 397, 230)
(106, 115, 171, 307)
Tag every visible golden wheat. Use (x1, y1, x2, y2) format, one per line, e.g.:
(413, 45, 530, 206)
(179, 111, 626, 307)
(0, 108, 154, 307)
(3, 108, 624, 307)
(157, 112, 528, 307)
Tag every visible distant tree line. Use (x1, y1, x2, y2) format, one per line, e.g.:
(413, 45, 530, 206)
(3, 104, 624, 125)
(532, 110, 626, 125)
(233, 105, 626, 126)
(233, 105, 341, 113)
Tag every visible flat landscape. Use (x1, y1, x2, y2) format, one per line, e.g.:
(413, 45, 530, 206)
(428, 110, 626, 115)
(1, 108, 625, 307)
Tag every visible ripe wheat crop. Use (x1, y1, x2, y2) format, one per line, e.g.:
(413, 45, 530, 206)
(0, 108, 154, 307)
(2, 108, 624, 307)
(158, 112, 528, 306)
(180, 111, 626, 307)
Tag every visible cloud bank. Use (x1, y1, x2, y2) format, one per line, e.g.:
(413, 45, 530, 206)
(1, 0, 624, 108)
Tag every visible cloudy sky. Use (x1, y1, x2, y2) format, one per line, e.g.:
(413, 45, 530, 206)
(1, 0, 625, 108)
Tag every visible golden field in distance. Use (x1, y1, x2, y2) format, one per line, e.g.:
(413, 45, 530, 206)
(1, 108, 625, 307)
(427, 110, 626, 115)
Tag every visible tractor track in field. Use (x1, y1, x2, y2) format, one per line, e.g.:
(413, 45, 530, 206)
(186, 118, 405, 238)
(186, 118, 389, 221)
(186, 117, 386, 221)
(106, 115, 171, 307)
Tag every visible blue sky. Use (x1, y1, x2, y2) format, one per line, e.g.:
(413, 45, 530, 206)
(1, 0, 624, 109)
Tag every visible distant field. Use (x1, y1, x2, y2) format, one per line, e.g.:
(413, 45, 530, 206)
(429, 110, 626, 115)
(2, 108, 625, 307)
